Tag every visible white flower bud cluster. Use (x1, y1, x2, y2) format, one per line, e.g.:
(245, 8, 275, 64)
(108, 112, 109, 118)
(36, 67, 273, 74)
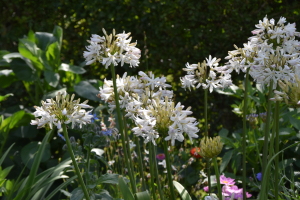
(98, 71, 199, 146)
(30, 91, 93, 129)
(224, 15, 300, 89)
(83, 28, 141, 68)
(180, 55, 232, 93)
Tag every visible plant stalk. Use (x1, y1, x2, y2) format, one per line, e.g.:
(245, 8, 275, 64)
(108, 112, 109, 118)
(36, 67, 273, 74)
(242, 68, 250, 199)
(213, 157, 222, 199)
(110, 64, 136, 193)
(62, 124, 90, 200)
(136, 136, 146, 191)
(204, 88, 211, 194)
(163, 140, 176, 200)
(153, 143, 165, 200)
(149, 142, 157, 200)
(275, 100, 280, 200)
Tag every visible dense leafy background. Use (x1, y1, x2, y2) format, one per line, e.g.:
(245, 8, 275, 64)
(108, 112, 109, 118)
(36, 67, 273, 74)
(1, 0, 300, 198)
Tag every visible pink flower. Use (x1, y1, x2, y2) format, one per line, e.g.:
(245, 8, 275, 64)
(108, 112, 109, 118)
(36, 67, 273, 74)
(203, 186, 209, 192)
(234, 191, 252, 199)
(219, 175, 235, 185)
(156, 153, 165, 160)
(222, 185, 252, 199)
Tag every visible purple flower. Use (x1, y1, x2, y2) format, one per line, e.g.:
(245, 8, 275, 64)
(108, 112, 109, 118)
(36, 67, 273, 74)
(219, 175, 235, 185)
(156, 153, 165, 160)
(203, 186, 209, 192)
(90, 113, 99, 123)
(222, 185, 252, 199)
(256, 172, 262, 181)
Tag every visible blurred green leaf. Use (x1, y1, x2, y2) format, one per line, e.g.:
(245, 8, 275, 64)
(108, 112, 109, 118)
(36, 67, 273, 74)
(74, 81, 100, 101)
(10, 58, 37, 81)
(0, 70, 18, 88)
(11, 125, 38, 138)
(35, 32, 55, 51)
(173, 181, 192, 200)
(97, 174, 120, 185)
(59, 63, 86, 74)
(0, 166, 14, 180)
(44, 70, 60, 87)
(0, 93, 13, 102)
(289, 116, 300, 130)
(18, 38, 43, 70)
(118, 176, 134, 200)
(46, 42, 60, 68)
(21, 142, 51, 169)
(42, 88, 66, 100)
(28, 30, 35, 43)
(218, 128, 228, 137)
(53, 26, 63, 50)
(70, 188, 84, 200)
(220, 150, 233, 173)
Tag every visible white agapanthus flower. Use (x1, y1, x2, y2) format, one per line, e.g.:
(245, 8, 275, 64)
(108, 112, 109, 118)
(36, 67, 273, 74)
(30, 92, 93, 130)
(224, 15, 300, 89)
(84, 28, 141, 68)
(180, 55, 232, 92)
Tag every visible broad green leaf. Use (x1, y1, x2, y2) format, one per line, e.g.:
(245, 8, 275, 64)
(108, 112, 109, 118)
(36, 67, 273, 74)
(98, 174, 120, 185)
(70, 188, 84, 200)
(0, 165, 14, 180)
(218, 128, 228, 137)
(53, 26, 63, 50)
(10, 58, 37, 81)
(0, 116, 12, 133)
(289, 116, 300, 130)
(11, 125, 38, 138)
(118, 176, 134, 200)
(0, 50, 10, 58)
(0, 69, 18, 88)
(44, 175, 77, 200)
(0, 52, 22, 67)
(44, 70, 60, 87)
(42, 88, 66, 100)
(74, 81, 100, 101)
(35, 32, 55, 51)
(20, 141, 51, 169)
(59, 63, 86, 74)
(220, 150, 233, 173)
(0, 144, 14, 166)
(95, 189, 113, 200)
(173, 181, 192, 200)
(279, 128, 294, 136)
(46, 42, 60, 68)
(28, 30, 35, 43)
(60, 189, 72, 197)
(0, 179, 6, 187)
(18, 38, 43, 70)
(9, 110, 33, 129)
(91, 148, 105, 156)
(0, 93, 13, 102)
(134, 192, 151, 200)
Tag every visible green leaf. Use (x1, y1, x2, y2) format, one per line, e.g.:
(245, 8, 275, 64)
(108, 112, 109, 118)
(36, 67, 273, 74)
(118, 176, 134, 200)
(20, 141, 51, 169)
(59, 63, 86, 74)
(44, 175, 77, 200)
(0, 69, 18, 88)
(18, 38, 43, 70)
(74, 81, 100, 101)
(11, 125, 38, 138)
(95, 189, 113, 200)
(134, 191, 151, 200)
(9, 110, 33, 130)
(220, 150, 233, 173)
(0, 166, 14, 180)
(0, 93, 13, 102)
(46, 42, 60, 68)
(98, 174, 120, 185)
(70, 188, 84, 200)
(44, 70, 60, 87)
(0, 143, 14, 166)
(42, 88, 66, 100)
(53, 26, 63, 50)
(279, 128, 294, 136)
(173, 181, 192, 200)
(289, 116, 300, 130)
(35, 32, 55, 51)
(28, 30, 35, 43)
(218, 128, 228, 137)
(91, 148, 105, 156)
(60, 189, 72, 197)
(10, 58, 37, 81)
(0, 52, 22, 67)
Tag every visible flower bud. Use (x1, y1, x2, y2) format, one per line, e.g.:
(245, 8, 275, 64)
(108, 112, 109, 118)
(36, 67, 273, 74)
(199, 136, 223, 159)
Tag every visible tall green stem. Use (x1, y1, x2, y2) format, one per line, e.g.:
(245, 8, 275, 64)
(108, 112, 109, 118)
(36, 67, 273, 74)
(149, 143, 157, 200)
(62, 124, 90, 200)
(110, 64, 136, 193)
(204, 88, 211, 194)
(163, 140, 176, 200)
(86, 148, 91, 184)
(213, 157, 222, 199)
(153, 143, 165, 200)
(262, 80, 274, 180)
(242, 69, 250, 199)
(275, 100, 280, 200)
(136, 137, 146, 191)
(122, 110, 136, 189)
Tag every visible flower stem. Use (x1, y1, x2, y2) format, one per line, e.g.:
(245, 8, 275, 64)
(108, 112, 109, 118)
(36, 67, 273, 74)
(62, 124, 90, 200)
(242, 68, 250, 199)
(262, 80, 273, 180)
(275, 100, 280, 200)
(212, 157, 222, 199)
(86, 147, 91, 184)
(110, 64, 136, 194)
(204, 88, 211, 194)
(149, 143, 157, 200)
(136, 136, 146, 191)
(122, 110, 136, 190)
(153, 143, 165, 200)
(163, 140, 176, 200)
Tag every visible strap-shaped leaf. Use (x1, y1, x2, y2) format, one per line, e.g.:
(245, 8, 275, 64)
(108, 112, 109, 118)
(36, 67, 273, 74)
(134, 191, 151, 200)
(173, 181, 192, 200)
(118, 176, 134, 200)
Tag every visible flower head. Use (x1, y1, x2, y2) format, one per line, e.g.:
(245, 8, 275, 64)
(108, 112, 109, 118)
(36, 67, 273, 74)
(256, 172, 262, 181)
(156, 153, 165, 160)
(219, 175, 235, 185)
(199, 136, 223, 158)
(190, 147, 202, 158)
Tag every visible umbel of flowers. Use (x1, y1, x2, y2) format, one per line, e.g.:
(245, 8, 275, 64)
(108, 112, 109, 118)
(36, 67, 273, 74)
(83, 28, 141, 68)
(30, 91, 93, 129)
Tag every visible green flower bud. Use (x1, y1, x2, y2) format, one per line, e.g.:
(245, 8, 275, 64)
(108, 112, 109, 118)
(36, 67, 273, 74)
(199, 136, 223, 159)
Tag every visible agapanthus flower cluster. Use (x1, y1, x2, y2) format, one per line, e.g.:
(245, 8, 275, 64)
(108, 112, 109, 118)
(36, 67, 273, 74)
(246, 113, 258, 129)
(180, 55, 233, 92)
(83, 28, 141, 68)
(224, 16, 300, 89)
(30, 91, 93, 129)
(199, 136, 223, 158)
(271, 75, 300, 107)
